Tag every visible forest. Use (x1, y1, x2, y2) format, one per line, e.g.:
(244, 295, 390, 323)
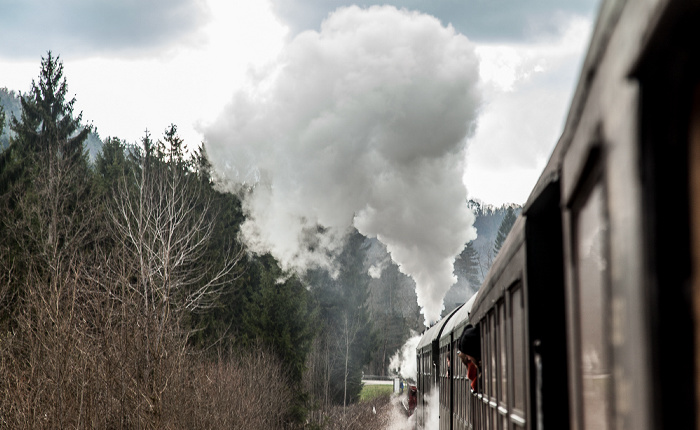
(0, 53, 519, 429)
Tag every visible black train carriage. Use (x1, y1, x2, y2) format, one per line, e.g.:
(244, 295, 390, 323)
(416, 304, 467, 429)
(438, 294, 480, 430)
(416, 204, 568, 430)
(465, 195, 569, 430)
(416, 0, 700, 428)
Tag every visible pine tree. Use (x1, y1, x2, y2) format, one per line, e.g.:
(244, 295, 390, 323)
(494, 206, 517, 255)
(0, 52, 94, 328)
(94, 136, 131, 194)
(194, 142, 213, 186)
(10, 51, 90, 170)
(0, 51, 92, 240)
(455, 240, 481, 291)
(235, 254, 318, 423)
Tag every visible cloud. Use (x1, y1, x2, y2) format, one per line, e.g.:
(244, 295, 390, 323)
(0, 0, 210, 59)
(204, 5, 480, 324)
(463, 15, 593, 205)
(1, 0, 287, 150)
(269, 0, 600, 43)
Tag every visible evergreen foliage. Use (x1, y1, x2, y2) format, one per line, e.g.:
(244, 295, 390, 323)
(306, 229, 377, 408)
(240, 255, 318, 422)
(494, 206, 518, 255)
(365, 247, 417, 377)
(10, 51, 91, 167)
(94, 136, 130, 191)
(0, 52, 95, 329)
(455, 240, 481, 289)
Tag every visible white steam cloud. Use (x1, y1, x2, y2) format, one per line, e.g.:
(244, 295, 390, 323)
(204, 5, 480, 324)
(385, 394, 417, 430)
(368, 263, 385, 279)
(389, 333, 421, 381)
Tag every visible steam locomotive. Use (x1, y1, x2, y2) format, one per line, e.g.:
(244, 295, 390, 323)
(416, 0, 700, 428)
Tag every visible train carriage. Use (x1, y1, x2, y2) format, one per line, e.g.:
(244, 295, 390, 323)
(438, 295, 478, 430)
(416, 305, 463, 428)
(469, 216, 529, 430)
(555, 0, 700, 427)
(416, 0, 700, 428)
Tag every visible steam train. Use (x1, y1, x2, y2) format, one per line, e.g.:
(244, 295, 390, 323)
(416, 0, 700, 428)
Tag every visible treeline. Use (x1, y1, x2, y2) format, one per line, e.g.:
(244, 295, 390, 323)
(0, 53, 387, 429)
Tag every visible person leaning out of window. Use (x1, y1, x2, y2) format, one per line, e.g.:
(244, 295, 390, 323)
(457, 325, 481, 392)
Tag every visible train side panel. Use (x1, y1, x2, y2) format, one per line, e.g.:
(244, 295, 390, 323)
(559, 0, 700, 428)
(469, 217, 530, 430)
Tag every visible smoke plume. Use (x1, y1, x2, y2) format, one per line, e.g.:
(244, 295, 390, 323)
(204, 5, 480, 324)
(389, 333, 421, 381)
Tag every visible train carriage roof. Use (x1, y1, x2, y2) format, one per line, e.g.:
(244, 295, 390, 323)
(440, 291, 478, 344)
(469, 215, 526, 323)
(416, 303, 463, 351)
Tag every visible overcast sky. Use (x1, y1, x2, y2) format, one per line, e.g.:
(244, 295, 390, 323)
(0, 0, 602, 322)
(0, 0, 600, 206)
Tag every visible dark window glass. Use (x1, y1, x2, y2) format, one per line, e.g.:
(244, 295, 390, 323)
(483, 319, 490, 398)
(491, 312, 497, 402)
(512, 285, 525, 413)
(499, 301, 508, 405)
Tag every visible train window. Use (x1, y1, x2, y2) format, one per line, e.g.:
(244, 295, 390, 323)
(480, 320, 491, 429)
(441, 345, 447, 408)
(573, 182, 612, 430)
(482, 317, 490, 398)
(442, 347, 445, 407)
(490, 311, 498, 403)
(499, 301, 508, 406)
(462, 340, 467, 422)
(511, 284, 526, 415)
(490, 311, 500, 429)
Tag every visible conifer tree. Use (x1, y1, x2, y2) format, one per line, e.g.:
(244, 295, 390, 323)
(494, 206, 517, 255)
(10, 51, 90, 171)
(238, 254, 318, 422)
(0, 52, 94, 327)
(455, 240, 481, 290)
(194, 142, 213, 185)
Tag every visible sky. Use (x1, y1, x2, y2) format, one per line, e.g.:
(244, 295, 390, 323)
(0, 0, 600, 207)
(0, 0, 601, 323)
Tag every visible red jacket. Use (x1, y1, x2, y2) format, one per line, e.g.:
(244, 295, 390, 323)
(467, 361, 478, 391)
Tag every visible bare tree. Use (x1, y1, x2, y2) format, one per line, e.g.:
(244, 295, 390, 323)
(102, 129, 245, 424)
(340, 310, 363, 412)
(111, 130, 243, 313)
